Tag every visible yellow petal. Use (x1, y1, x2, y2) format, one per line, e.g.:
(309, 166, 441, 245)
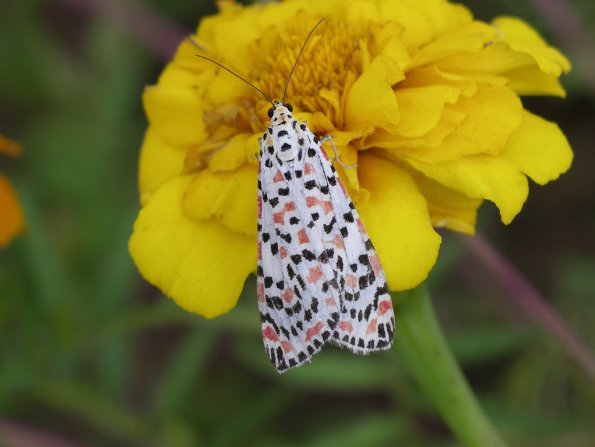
(138, 128, 187, 205)
(422, 0, 474, 36)
(382, 36, 411, 72)
(0, 174, 25, 247)
(129, 176, 255, 318)
(411, 21, 497, 68)
(208, 133, 251, 172)
(407, 154, 528, 224)
(345, 54, 403, 133)
(364, 103, 467, 152)
(345, 0, 380, 32)
(158, 59, 205, 87)
(504, 65, 567, 97)
(182, 164, 257, 238)
(399, 66, 477, 97)
(413, 174, 482, 235)
(245, 133, 260, 166)
(377, 0, 472, 49)
(431, 86, 523, 158)
(143, 84, 206, 147)
(357, 154, 442, 290)
(395, 85, 462, 138)
(493, 17, 571, 76)
(502, 111, 573, 185)
(203, 67, 252, 107)
(435, 41, 535, 74)
(378, 86, 523, 163)
(377, 1, 433, 49)
(197, 12, 263, 71)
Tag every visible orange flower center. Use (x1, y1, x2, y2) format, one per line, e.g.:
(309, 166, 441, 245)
(254, 19, 360, 126)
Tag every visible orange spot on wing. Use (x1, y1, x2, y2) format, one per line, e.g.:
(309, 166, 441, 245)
(367, 318, 378, 335)
(325, 297, 336, 307)
(257, 197, 262, 218)
(334, 234, 345, 249)
(263, 326, 278, 342)
(298, 229, 309, 244)
(370, 254, 382, 275)
(304, 163, 313, 175)
(258, 241, 262, 261)
(273, 212, 284, 225)
(356, 218, 366, 234)
(273, 170, 284, 182)
(272, 202, 297, 226)
(306, 321, 324, 341)
(305, 196, 332, 214)
(279, 246, 288, 259)
(346, 274, 357, 288)
(283, 288, 293, 303)
(257, 283, 265, 302)
(281, 340, 293, 353)
(338, 321, 353, 332)
(379, 300, 393, 316)
(307, 266, 323, 284)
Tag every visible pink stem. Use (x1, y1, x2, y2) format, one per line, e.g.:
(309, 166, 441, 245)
(461, 233, 595, 381)
(0, 419, 89, 447)
(58, 0, 190, 61)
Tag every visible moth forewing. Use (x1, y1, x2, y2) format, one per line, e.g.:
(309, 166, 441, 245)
(257, 102, 394, 373)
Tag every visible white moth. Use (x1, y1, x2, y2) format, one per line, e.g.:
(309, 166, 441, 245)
(195, 19, 395, 373)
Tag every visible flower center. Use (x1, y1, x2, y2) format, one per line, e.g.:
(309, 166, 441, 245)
(189, 18, 365, 174)
(254, 19, 360, 127)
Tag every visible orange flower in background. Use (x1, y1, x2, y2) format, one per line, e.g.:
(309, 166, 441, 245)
(0, 134, 25, 247)
(130, 0, 573, 318)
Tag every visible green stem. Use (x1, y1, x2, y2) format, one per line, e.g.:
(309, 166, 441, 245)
(394, 286, 507, 447)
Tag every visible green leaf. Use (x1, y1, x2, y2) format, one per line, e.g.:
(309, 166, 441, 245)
(151, 328, 217, 415)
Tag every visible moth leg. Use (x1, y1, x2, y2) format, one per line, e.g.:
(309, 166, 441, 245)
(320, 135, 358, 169)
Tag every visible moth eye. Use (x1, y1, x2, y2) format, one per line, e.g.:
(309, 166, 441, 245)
(284, 103, 294, 113)
(268, 107, 274, 118)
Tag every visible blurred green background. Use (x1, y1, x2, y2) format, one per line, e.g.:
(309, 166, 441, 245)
(1, 0, 594, 446)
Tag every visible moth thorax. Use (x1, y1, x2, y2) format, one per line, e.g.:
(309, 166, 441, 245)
(277, 143, 299, 162)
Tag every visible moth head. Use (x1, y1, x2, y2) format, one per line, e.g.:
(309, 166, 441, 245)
(268, 101, 294, 124)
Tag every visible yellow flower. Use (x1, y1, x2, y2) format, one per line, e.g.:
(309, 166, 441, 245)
(130, 0, 572, 318)
(0, 134, 25, 248)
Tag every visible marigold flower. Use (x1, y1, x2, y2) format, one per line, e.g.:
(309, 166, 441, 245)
(130, 0, 572, 318)
(0, 134, 25, 248)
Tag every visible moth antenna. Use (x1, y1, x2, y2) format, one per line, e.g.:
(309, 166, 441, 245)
(188, 35, 206, 51)
(282, 18, 326, 103)
(188, 36, 274, 105)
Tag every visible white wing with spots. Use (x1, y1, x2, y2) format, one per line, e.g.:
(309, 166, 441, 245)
(256, 103, 394, 373)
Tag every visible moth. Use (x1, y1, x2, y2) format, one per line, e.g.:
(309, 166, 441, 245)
(195, 19, 395, 373)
